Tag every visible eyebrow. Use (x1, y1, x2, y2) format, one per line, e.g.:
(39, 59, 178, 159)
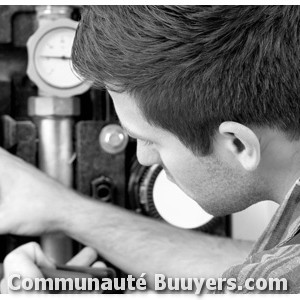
(118, 120, 147, 141)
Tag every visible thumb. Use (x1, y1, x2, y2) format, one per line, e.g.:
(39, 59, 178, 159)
(66, 247, 98, 267)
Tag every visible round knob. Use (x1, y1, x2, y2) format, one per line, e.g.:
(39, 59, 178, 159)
(99, 124, 129, 154)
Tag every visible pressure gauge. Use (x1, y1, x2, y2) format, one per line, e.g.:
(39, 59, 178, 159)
(27, 18, 91, 98)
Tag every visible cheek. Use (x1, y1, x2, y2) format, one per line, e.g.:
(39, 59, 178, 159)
(159, 146, 227, 200)
(160, 152, 189, 176)
(164, 155, 226, 203)
(159, 150, 261, 215)
(160, 153, 209, 196)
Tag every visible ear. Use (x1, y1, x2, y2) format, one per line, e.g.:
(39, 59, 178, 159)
(219, 121, 261, 171)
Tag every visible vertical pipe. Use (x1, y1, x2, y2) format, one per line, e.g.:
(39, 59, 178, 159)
(28, 96, 80, 264)
(37, 118, 73, 186)
(37, 118, 74, 264)
(27, 5, 85, 264)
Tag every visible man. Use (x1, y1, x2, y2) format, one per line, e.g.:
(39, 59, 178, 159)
(0, 5, 300, 293)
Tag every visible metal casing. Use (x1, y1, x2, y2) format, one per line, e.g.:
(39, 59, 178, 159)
(26, 18, 91, 98)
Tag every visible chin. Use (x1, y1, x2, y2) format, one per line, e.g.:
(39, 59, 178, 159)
(204, 200, 260, 217)
(195, 199, 247, 217)
(199, 205, 228, 217)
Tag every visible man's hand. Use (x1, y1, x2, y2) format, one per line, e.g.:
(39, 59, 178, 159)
(0, 242, 55, 293)
(0, 243, 100, 294)
(0, 148, 76, 236)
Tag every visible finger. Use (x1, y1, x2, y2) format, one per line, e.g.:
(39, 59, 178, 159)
(6, 242, 55, 270)
(91, 261, 107, 268)
(66, 247, 98, 266)
(3, 242, 55, 293)
(3, 242, 54, 294)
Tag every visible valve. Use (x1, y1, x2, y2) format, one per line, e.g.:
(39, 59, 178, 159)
(99, 124, 128, 154)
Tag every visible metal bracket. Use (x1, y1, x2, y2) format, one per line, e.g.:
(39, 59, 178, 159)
(0, 115, 37, 165)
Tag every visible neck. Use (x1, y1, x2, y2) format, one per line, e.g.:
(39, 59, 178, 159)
(258, 130, 300, 204)
(271, 167, 300, 204)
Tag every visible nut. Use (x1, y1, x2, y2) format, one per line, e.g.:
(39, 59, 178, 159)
(28, 96, 80, 116)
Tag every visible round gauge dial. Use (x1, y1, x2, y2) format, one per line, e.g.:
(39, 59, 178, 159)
(34, 27, 81, 89)
(27, 19, 91, 98)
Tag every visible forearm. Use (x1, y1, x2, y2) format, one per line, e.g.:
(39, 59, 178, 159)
(60, 192, 253, 284)
(0, 148, 252, 283)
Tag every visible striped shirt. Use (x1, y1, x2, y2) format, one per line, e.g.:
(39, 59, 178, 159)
(221, 179, 300, 293)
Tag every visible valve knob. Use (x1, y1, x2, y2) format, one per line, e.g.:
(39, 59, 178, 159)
(99, 124, 128, 154)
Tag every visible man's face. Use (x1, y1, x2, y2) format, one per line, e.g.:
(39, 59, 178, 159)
(109, 90, 266, 216)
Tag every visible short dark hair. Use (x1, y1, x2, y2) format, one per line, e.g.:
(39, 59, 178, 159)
(72, 5, 300, 155)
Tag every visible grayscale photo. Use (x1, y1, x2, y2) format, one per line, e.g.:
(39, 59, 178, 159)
(0, 4, 297, 294)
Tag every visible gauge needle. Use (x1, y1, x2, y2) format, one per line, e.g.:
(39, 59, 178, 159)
(39, 55, 71, 60)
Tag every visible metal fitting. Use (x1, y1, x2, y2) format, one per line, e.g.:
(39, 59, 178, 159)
(99, 124, 129, 154)
(91, 176, 114, 203)
(28, 96, 80, 117)
(35, 6, 73, 28)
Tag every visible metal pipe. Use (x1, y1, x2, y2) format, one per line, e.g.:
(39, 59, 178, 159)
(37, 117, 74, 264)
(35, 5, 72, 28)
(28, 96, 79, 264)
(37, 118, 73, 186)
(26, 5, 82, 264)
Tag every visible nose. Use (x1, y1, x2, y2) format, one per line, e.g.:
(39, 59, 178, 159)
(136, 141, 161, 166)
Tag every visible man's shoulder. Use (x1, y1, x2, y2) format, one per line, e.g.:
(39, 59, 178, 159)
(221, 244, 300, 293)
